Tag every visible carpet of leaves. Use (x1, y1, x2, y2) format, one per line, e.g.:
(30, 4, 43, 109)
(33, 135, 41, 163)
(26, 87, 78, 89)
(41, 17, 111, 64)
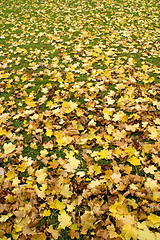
(0, 0, 160, 239)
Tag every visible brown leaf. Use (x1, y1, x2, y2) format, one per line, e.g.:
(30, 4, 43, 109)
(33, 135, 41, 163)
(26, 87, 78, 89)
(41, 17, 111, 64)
(66, 126, 79, 135)
(69, 230, 80, 239)
(138, 209, 147, 220)
(96, 229, 109, 239)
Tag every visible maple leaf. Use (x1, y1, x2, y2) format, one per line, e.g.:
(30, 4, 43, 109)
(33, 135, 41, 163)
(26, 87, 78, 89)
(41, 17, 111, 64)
(121, 224, 137, 240)
(54, 130, 73, 146)
(103, 108, 113, 120)
(46, 100, 54, 109)
(107, 224, 117, 239)
(60, 184, 72, 198)
(62, 101, 69, 108)
(50, 199, 65, 212)
(25, 97, 36, 107)
(137, 222, 156, 240)
(144, 165, 157, 174)
(64, 156, 80, 173)
(0, 105, 4, 113)
(145, 178, 158, 191)
(111, 172, 121, 183)
(0, 167, 4, 176)
(125, 146, 136, 156)
(40, 149, 48, 158)
(99, 149, 108, 159)
(46, 129, 53, 137)
(35, 168, 47, 184)
(43, 209, 51, 217)
(129, 156, 141, 166)
(6, 171, 15, 180)
(58, 210, 72, 229)
(88, 179, 105, 194)
(31, 233, 46, 240)
(93, 164, 101, 175)
(3, 142, 15, 155)
(0, 213, 13, 222)
(147, 213, 160, 228)
(47, 226, 60, 239)
(81, 211, 96, 234)
(12, 177, 20, 187)
(30, 142, 38, 149)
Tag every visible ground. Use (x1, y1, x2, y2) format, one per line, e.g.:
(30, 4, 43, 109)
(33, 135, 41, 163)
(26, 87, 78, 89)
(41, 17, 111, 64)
(0, 0, 160, 239)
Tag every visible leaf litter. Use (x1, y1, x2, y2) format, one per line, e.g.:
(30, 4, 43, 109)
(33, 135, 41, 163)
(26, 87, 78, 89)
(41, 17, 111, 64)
(0, 0, 160, 239)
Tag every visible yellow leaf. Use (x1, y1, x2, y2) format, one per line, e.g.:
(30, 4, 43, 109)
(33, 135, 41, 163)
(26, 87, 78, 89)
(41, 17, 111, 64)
(17, 162, 27, 172)
(99, 149, 108, 159)
(0, 105, 4, 113)
(104, 69, 111, 77)
(115, 147, 121, 155)
(145, 178, 158, 191)
(106, 124, 114, 134)
(58, 211, 72, 229)
(65, 156, 80, 171)
(127, 199, 138, 209)
(103, 108, 113, 120)
(43, 209, 51, 217)
(122, 224, 137, 240)
(25, 98, 36, 107)
(62, 101, 69, 108)
(107, 224, 117, 239)
(144, 165, 156, 174)
(46, 129, 53, 137)
(5, 194, 15, 203)
(6, 82, 11, 88)
(65, 107, 72, 113)
(40, 149, 48, 158)
(6, 171, 15, 180)
(0, 72, 10, 79)
(31, 233, 46, 240)
(45, 120, 52, 129)
(35, 168, 47, 184)
(111, 172, 121, 184)
(125, 146, 136, 156)
(70, 223, 79, 230)
(0, 213, 13, 222)
(35, 188, 46, 199)
(11, 229, 19, 240)
(129, 156, 141, 166)
(77, 124, 84, 130)
(12, 177, 20, 186)
(46, 100, 53, 108)
(88, 179, 104, 191)
(148, 213, 160, 227)
(104, 134, 112, 141)
(21, 75, 27, 82)
(76, 109, 83, 116)
(30, 142, 38, 149)
(50, 199, 65, 211)
(93, 164, 101, 175)
(138, 226, 155, 240)
(153, 195, 158, 201)
(15, 226, 22, 232)
(3, 142, 15, 155)
(60, 184, 72, 198)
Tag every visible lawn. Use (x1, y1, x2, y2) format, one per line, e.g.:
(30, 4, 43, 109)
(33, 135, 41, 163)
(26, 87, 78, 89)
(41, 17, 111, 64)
(0, 0, 160, 239)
